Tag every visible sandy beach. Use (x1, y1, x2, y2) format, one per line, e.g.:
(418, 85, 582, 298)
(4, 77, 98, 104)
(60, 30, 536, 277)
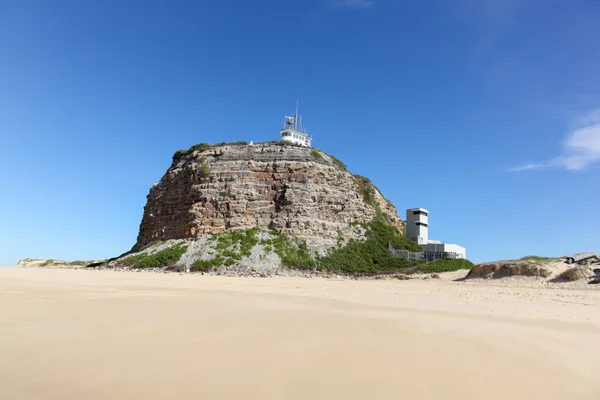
(1, 266, 599, 399)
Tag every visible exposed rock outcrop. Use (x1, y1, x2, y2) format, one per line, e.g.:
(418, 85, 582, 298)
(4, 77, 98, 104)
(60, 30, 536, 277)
(467, 261, 558, 279)
(134, 143, 402, 252)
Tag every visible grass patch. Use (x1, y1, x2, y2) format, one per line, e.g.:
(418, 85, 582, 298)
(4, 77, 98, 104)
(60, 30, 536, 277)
(172, 149, 186, 162)
(189, 143, 210, 152)
(354, 175, 375, 207)
(329, 155, 346, 170)
(68, 261, 89, 266)
(139, 240, 162, 251)
(199, 165, 209, 176)
(311, 149, 323, 159)
(520, 255, 552, 262)
(121, 243, 188, 269)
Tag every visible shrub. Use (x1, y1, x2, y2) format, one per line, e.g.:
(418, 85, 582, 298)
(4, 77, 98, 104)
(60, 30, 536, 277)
(68, 261, 89, 266)
(317, 217, 422, 274)
(120, 243, 188, 268)
(224, 258, 236, 266)
(329, 155, 346, 170)
(196, 227, 261, 269)
(556, 267, 592, 282)
(264, 234, 316, 269)
(189, 143, 210, 152)
(229, 141, 248, 146)
(311, 150, 323, 159)
(354, 175, 375, 206)
(520, 255, 552, 262)
(172, 149, 186, 162)
(414, 259, 473, 273)
(192, 256, 224, 272)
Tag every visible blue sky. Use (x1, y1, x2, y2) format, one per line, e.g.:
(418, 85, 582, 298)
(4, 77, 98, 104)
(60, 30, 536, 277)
(1, 0, 599, 265)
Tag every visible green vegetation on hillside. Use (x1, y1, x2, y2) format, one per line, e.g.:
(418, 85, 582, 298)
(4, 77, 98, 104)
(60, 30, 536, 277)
(317, 217, 422, 273)
(520, 255, 553, 262)
(68, 260, 90, 266)
(191, 227, 260, 272)
(186, 216, 471, 276)
(165, 142, 471, 276)
(329, 155, 346, 170)
(190, 143, 211, 152)
(262, 233, 316, 270)
(354, 175, 375, 207)
(121, 243, 188, 268)
(413, 258, 473, 273)
(172, 149, 187, 162)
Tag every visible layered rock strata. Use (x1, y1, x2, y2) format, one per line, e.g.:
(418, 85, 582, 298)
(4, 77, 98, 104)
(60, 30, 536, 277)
(134, 143, 402, 250)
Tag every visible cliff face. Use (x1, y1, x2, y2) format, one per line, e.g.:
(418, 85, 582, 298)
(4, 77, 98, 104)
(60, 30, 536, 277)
(134, 143, 402, 250)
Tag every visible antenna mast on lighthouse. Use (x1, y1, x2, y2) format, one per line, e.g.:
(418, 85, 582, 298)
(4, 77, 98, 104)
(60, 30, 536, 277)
(294, 100, 299, 130)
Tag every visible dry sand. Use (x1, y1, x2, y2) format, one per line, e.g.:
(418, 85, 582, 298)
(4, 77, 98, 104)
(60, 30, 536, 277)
(1, 266, 599, 399)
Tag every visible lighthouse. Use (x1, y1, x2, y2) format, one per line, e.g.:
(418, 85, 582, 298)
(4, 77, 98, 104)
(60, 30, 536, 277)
(280, 101, 313, 147)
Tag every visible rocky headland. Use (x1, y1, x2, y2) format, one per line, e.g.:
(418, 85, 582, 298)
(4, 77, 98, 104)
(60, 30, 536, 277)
(90, 141, 443, 276)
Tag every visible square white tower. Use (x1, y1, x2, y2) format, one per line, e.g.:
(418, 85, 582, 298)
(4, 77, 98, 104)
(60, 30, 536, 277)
(406, 208, 429, 245)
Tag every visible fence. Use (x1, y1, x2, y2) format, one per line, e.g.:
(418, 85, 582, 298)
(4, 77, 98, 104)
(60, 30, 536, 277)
(389, 243, 461, 261)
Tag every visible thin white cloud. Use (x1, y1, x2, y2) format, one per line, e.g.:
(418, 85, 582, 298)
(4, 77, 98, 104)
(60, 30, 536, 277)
(511, 108, 600, 172)
(330, 0, 375, 9)
(509, 162, 550, 172)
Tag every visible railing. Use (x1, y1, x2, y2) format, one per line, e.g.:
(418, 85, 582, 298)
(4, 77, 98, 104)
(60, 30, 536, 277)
(389, 243, 461, 261)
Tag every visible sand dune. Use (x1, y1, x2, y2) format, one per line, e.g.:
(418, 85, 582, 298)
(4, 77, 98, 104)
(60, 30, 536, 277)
(1, 266, 599, 399)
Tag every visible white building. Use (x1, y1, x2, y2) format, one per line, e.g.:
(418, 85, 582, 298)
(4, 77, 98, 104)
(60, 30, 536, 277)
(406, 208, 467, 259)
(406, 208, 429, 245)
(280, 102, 313, 147)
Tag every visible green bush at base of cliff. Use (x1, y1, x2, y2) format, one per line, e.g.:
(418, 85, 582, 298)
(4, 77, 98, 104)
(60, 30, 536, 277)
(317, 217, 423, 274)
(192, 227, 261, 271)
(121, 243, 188, 268)
(262, 234, 316, 270)
(414, 259, 473, 273)
(263, 217, 425, 274)
(191, 256, 224, 272)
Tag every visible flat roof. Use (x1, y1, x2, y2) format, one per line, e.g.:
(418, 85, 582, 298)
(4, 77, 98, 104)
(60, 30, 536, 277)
(407, 208, 429, 213)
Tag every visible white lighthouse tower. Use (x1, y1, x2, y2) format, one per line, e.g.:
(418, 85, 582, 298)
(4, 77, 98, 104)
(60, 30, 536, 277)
(280, 101, 313, 147)
(406, 208, 429, 245)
